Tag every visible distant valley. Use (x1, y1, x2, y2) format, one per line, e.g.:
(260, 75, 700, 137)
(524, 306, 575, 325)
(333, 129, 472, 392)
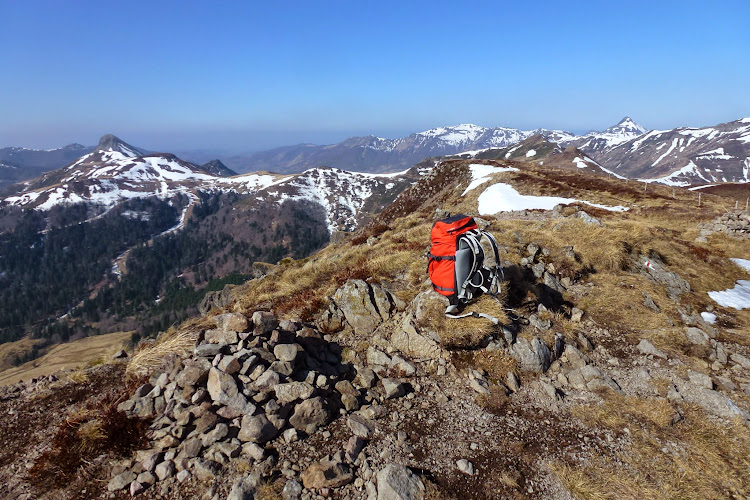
(0, 135, 419, 351)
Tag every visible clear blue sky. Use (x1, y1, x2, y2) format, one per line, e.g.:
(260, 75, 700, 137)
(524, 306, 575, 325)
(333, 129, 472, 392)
(2, 0, 749, 152)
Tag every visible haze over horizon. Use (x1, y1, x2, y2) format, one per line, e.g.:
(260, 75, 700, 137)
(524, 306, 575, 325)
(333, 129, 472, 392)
(2, 0, 749, 153)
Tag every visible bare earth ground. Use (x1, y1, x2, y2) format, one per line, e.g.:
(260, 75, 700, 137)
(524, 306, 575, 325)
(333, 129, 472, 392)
(0, 363, 138, 500)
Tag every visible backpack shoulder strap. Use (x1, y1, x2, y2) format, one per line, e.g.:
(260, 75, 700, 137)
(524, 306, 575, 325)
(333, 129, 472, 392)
(480, 230, 501, 269)
(455, 231, 483, 300)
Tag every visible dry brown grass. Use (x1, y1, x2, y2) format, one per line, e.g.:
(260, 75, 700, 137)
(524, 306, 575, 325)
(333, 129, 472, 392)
(0, 330, 133, 387)
(254, 479, 284, 500)
(558, 393, 750, 500)
(125, 318, 207, 379)
(0, 336, 45, 371)
(67, 367, 89, 384)
(469, 349, 519, 380)
(29, 384, 152, 489)
(577, 273, 679, 334)
(572, 392, 678, 431)
(416, 294, 508, 349)
(499, 472, 521, 490)
(75, 418, 106, 452)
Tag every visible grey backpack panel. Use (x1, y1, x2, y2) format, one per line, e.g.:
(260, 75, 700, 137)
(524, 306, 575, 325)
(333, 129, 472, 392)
(454, 245, 475, 299)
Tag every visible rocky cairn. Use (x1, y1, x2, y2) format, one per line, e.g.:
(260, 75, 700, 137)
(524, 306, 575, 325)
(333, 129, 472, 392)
(114, 310, 411, 497)
(698, 210, 750, 241)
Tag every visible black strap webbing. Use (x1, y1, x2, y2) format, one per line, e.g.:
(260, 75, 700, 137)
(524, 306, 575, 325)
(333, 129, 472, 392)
(428, 253, 455, 262)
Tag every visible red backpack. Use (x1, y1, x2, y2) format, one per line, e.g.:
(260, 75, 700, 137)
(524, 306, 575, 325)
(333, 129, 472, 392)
(428, 214, 503, 319)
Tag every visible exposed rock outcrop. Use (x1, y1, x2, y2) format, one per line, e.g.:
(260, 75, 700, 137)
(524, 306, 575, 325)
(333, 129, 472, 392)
(112, 309, 413, 495)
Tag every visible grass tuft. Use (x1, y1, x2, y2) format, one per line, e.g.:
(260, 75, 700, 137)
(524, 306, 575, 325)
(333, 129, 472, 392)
(29, 389, 151, 489)
(417, 294, 508, 349)
(254, 479, 284, 500)
(125, 318, 207, 379)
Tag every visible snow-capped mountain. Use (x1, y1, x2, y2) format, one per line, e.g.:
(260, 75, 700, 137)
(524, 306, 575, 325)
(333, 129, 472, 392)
(223, 119, 650, 175)
(596, 118, 750, 186)
(5, 135, 224, 210)
(465, 134, 626, 179)
(439, 116, 750, 187)
(1, 135, 418, 234)
(254, 167, 413, 233)
(225, 124, 578, 174)
(564, 117, 648, 155)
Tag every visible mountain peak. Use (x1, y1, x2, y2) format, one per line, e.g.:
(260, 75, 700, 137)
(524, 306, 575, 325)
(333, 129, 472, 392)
(604, 117, 647, 135)
(201, 159, 237, 177)
(95, 134, 143, 157)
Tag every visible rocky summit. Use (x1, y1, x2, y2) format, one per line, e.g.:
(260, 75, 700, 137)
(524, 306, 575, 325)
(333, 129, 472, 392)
(0, 157, 749, 500)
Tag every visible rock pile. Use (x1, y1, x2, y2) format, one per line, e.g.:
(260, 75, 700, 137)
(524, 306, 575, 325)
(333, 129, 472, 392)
(113, 310, 409, 496)
(698, 210, 750, 240)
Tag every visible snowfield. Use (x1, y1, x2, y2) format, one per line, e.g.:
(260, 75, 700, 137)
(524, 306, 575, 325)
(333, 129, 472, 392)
(475, 182, 629, 214)
(640, 161, 711, 187)
(700, 312, 717, 324)
(708, 281, 750, 310)
(707, 259, 750, 310)
(215, 173, 291, 191)
(462, 163, 519, 195)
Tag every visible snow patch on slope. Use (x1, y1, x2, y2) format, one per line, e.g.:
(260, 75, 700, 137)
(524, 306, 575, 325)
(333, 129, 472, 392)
(273, 168, 379, 233)
(462, 163, 519, 196)
(708, 259, 750, 310)
(216, 173, 291, 191)
(652, 138, 679, 167)
(573, 157, 588, 169)
(708, 281, 750, 310)
(475, 182, 629, 214)
(640, 161, 710, 187)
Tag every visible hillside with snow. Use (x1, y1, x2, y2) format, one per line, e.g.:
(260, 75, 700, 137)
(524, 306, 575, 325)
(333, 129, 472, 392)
(1, 135, 421, 235)
(597, 118, 750, 186)
(223, 123, 577, 174)
(218, 118, 646, 175)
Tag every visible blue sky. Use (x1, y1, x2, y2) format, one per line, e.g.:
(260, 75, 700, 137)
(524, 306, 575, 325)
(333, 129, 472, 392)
(2, 0, 749, 152)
